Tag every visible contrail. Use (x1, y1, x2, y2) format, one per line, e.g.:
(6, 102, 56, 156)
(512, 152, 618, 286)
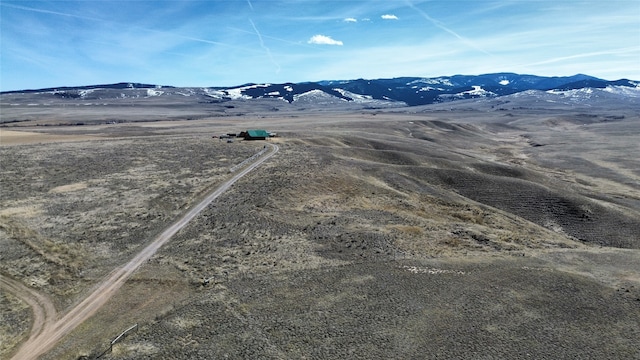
(406, 1, 492, 56)
(247, 0, 254, 11)
(249, 19, 281, 74)
(1, 2, 103, 22)
(228, 26, 314, 47)
(523, 46, 640, 67)
(2, 2, 258, 53)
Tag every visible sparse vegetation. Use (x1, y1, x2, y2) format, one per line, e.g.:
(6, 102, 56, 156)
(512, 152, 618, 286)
(1, 103, 639, 359)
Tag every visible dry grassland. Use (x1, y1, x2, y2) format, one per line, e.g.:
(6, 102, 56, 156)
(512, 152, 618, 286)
(1, 110, 639, 359)
(1, 129, 99, 146)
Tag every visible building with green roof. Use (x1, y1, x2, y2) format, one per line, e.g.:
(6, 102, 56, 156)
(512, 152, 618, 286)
(244, 129, 270, 140)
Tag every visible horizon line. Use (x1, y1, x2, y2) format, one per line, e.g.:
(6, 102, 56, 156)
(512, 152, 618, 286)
(2, 72, 638, 93)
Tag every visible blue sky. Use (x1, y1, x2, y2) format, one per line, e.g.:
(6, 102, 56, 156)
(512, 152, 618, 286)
(1, 0, 639, 91)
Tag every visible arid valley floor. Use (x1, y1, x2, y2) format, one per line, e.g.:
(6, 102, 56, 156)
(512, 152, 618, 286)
(1, 98, 639, 359)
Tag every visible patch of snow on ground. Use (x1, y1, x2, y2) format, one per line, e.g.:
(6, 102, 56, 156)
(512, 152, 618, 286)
(470, 85, 495, 96)
(224, 88, 252, 100)
(603, 85, 640, 98)
(293, 89, 336, 102)
(438, 86, 496, 101)
(509, 90, 541, 97)
(146, 89, 164, 97)
(267, 91, 280, 96)
(499, 79, 510, 85)
(79, 89, 95, 98)
(332, 88, 403, 106)
(284, 85, 293, 92)
(220, 84, 271, 100)
(460, 86, 496, 97)
(239, 84, 271, 91)
(202, 88, 224, 98)
(408, 78, 454, 87)
(546, 88, 594, 99)
(333, 88, 372, 101)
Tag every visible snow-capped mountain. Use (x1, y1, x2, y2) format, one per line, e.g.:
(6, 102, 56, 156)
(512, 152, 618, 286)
(1, 74, 638, 108)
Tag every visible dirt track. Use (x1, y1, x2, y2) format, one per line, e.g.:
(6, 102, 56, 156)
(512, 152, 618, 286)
(0, 275, 57, 346)
(8, 144, 278, 360)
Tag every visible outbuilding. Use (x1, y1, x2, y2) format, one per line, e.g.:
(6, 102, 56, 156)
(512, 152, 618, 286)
(243, 129, 270, 140)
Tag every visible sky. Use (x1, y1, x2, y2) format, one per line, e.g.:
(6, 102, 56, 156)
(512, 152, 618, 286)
(1, 0, 639, 91)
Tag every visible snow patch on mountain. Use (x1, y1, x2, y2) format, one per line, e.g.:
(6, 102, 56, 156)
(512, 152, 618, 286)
(79, 89, 95, 98)
(465, 86, 496, 96)
(508, 90, 543, 98)
(603, 85, 640, 98)
(413, 86, 442, 92)
(437, 86, 496, 101)
(293, 89, 345, 104)
(223, 88, 252, 100)
(202, 88, 224, 98)
(333, 88, 371, 101)
(332, 88, 402, 106)
(222, 84, 273, 100)
(242, 84, 271, 90)
(294, 89, 335, 100)
(546, 88, 595, 99)
(407, 78, 454, 87)
(146, 89, 164, 97)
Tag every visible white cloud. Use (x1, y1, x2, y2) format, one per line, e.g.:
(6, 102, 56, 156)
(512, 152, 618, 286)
(381, 14, 398, 20)
(308, 34, 343, 46)
(344, 17, 357, 23)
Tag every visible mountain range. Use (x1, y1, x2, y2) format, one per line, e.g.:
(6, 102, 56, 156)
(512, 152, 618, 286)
(1, 73, 638, 108)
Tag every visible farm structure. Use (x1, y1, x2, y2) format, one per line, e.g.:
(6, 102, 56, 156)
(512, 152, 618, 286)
(242, 129, 270, 140)
(215, 130, 275, 141)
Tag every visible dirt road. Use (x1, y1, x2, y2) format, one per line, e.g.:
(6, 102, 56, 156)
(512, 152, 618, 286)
(9, 143, 278, 360)
(0, 274, 58, 346)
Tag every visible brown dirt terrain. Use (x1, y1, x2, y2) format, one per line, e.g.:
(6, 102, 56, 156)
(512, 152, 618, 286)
(8, 144, 277, 360)
(1, 103, 639, 359)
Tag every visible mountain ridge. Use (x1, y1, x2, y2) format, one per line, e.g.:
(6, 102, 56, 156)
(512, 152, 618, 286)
(1, 73, 638, 107)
